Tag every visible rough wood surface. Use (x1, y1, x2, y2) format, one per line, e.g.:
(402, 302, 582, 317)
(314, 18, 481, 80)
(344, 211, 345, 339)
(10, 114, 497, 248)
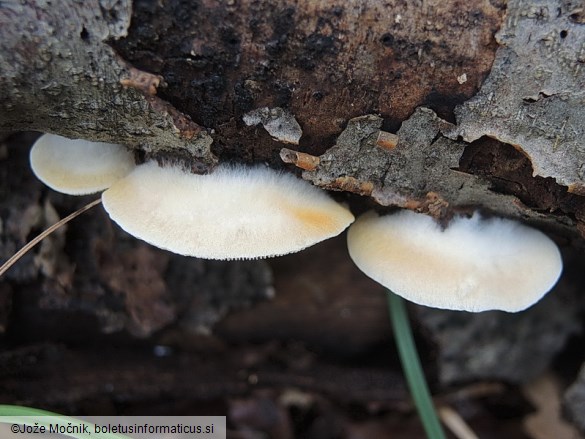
(2, 0, 584, 239)
(111, 0, 504, 161)
(1, 1, 585, 435)
(452, 0, 585, 190)
(0, 0, 215, 169)
(0, 0, 505, 166)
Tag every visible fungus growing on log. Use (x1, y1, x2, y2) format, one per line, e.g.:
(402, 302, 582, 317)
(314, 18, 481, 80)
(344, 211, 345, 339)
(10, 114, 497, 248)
(27, 134, 353, 261)
(102, 162, 354, 260)
(347, 210, 562, 312)
(30, 134, 135, 195)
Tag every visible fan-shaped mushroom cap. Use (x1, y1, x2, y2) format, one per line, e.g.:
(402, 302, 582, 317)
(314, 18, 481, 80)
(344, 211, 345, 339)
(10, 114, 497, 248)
(347, 210, 562, 312)
(30, 134, 135, 195)
(102, 162, 355, 259)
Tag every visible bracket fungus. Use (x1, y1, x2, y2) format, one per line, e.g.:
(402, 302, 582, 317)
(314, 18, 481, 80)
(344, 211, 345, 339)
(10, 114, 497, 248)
(27, 133, 353, 261)
(347, 210, 563, 312)
(101, 162, 355, 260)
(30, 133, 135, 195)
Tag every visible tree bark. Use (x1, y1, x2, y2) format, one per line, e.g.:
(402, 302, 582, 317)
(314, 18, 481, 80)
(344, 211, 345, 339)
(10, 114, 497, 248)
(0, 0, 215, 170)
(2, 2, 585, 433)
(2, 0, 585, 240)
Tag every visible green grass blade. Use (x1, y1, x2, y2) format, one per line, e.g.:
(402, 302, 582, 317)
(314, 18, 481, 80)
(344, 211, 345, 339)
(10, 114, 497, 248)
(0, 405, 131, 439)
(387, 291, 446, 439)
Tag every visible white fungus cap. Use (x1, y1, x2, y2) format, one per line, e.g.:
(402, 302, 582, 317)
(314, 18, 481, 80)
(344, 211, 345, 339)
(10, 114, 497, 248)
(102, 162, 355, 259)
(347, 210, 563, 312)
(30, 133, 135, 195)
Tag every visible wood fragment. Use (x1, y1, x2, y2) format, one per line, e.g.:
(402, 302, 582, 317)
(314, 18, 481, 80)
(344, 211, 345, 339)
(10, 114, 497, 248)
(280, 148, 320, 171)
(328, 176, 374, 196)
(146, 96, 204, 140)
(376, 131, 399, 151)
(438, 405, 479, 439)
(403, 192, 450, 220)
(120, 66, 163, 96)
(567, 183, 585, 196)
(522, 373, 581, 439)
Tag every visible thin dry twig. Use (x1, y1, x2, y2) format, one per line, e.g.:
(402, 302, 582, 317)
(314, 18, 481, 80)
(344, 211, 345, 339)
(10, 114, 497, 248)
(0, 198, 102, 277)
(438, 405, 479, 439)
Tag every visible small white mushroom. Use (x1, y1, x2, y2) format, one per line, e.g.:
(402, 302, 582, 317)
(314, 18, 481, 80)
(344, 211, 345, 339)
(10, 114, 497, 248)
(30, 133, 135, 195)
(347, 210, 563, 312)
(102, 162, 355, 259)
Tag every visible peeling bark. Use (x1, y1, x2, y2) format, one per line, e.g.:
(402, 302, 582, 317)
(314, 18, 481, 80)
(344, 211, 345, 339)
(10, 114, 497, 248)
(1, 0, 504, 165)
(111, 0, 504, 162)
(2, 0, 584, 241)
(452, 0, 585, 191)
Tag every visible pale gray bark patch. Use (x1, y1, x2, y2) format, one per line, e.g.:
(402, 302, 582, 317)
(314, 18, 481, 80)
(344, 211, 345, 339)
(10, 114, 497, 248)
(305, 112, 514, 209)
(243, 107, 302, 145)
(451, 0, 585, 191)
